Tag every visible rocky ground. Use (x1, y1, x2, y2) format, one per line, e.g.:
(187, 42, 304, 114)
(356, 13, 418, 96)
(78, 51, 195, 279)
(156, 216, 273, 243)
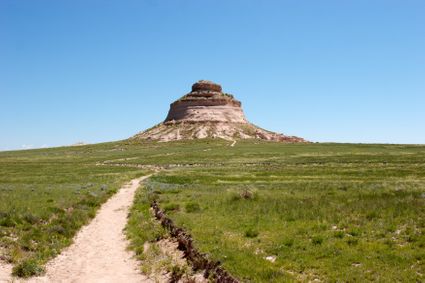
(133, 121, 305, 142)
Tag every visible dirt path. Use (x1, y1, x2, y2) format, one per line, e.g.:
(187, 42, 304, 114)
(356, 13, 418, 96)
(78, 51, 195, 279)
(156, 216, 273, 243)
(0, 176, 152, 283)
(0, 262, 12, 283)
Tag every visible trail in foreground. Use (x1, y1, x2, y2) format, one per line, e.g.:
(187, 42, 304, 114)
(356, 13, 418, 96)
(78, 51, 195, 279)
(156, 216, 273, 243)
(0, 263, 12, 283)
(3, 176, 152, 283)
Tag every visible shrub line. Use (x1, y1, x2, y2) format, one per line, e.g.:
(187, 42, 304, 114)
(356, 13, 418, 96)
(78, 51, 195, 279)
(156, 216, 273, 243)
(151, 200, 239, 283)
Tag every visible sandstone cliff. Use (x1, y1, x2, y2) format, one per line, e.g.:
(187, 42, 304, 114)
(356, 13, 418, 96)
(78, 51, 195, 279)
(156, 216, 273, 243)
(132, 80, 306, 142)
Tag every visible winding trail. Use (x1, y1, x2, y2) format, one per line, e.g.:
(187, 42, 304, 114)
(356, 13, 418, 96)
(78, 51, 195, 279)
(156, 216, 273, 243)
(1, 176, 152, 283)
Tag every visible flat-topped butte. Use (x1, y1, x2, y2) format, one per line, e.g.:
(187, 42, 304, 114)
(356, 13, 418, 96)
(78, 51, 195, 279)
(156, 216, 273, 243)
(133, 80, 306, 142)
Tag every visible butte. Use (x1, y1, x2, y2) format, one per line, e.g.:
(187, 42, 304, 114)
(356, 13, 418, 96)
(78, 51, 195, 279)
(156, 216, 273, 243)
(132, 80, 306, 142)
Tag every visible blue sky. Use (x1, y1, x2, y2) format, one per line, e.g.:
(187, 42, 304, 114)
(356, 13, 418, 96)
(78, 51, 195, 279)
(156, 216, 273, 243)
(1, 0, 424, 150)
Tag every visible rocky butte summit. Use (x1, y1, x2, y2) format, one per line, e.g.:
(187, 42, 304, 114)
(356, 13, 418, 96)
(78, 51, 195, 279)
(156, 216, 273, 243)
(132, 80, 306, 142)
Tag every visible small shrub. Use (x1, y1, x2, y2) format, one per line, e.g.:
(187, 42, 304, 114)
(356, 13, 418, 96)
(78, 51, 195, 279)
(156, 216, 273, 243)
(406, 235, 417, 243)
(285, 216, 296, 222)
(163, 203, 180, 213)
(230, 192, 242, 202)
(240, 189, 257, 200)
(366, 211, 378, 220)
(347, 238, 359, 246)
(338, 186, 348, 191)
(148, 193, 160, 202)
(348, 228, 361, 237)
(312, 236, 324, 245)
(384, 239, 394, 247)
(169, 265, 185, 281)
(417, 236, 425, 248)
(49, 225, 66, 235)
(230, 189, 258, 202)
(386, 224, 397, 233)
(245, 228, 259, 238)
(0, 216, 16, 227)
(23, 213, 40, 224)
(12, 259, 44, 277)
(334, 231, 345, 239)
(282, 238, 294, 247)
(185, 202, 201, 213)
(48, 206, 65, 214)
(164, 189, 181, 194)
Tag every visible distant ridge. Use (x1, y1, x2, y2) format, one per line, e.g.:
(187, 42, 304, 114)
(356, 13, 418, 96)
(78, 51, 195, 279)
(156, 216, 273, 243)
(132, 80, 306, 142)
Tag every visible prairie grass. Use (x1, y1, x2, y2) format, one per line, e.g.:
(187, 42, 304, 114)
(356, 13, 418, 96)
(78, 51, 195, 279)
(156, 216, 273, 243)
(128, 141, 425, 282)
(1, 139, 425, 281)
(0, 143, 148, 276)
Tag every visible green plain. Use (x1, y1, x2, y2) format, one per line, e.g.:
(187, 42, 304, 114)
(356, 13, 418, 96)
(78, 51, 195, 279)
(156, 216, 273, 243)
(1, 140, 424, 281)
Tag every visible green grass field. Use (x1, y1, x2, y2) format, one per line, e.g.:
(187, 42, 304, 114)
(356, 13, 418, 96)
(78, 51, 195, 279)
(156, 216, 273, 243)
(1, 140, 424, 281)
(0, 143, 149, 276)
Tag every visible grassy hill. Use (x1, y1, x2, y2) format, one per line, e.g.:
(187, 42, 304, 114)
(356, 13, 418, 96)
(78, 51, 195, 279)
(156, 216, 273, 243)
(1, 140, 424, 281)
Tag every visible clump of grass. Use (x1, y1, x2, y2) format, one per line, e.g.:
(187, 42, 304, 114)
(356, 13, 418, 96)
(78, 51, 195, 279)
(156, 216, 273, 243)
(185, 202, 201, 213)
(230, 189, 258, 201)
(0, 215, 16, 227)
(23, 213, 40, 225)
(312, 236, 324, 245)
(48, 225, 67, 235)
(334, 231, 345, 239)
(245, 228, 259, 238)
(282, 238, 294, 247)
(170, 265, 186, 282)
(164, 189, 181, 194)
(346, 238, 359, 246)
(12, 259, 44, 277)
(163, 203, 180, 213)
(348, 228, 361, 237)
(366, 211, 378, 220)
(240, 189, 256, 199)
(126, 188, 167, 254)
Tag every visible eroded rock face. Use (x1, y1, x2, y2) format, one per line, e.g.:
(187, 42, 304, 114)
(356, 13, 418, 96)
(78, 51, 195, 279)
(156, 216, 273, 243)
(165, 80, 246, 123)
(132, 80, 306, 142)
(191, 80, 222, 93)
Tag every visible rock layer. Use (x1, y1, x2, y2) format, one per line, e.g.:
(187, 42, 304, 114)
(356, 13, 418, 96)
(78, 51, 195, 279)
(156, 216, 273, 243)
(132, 80, 305, 142)
(165, 80, 246, 123)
